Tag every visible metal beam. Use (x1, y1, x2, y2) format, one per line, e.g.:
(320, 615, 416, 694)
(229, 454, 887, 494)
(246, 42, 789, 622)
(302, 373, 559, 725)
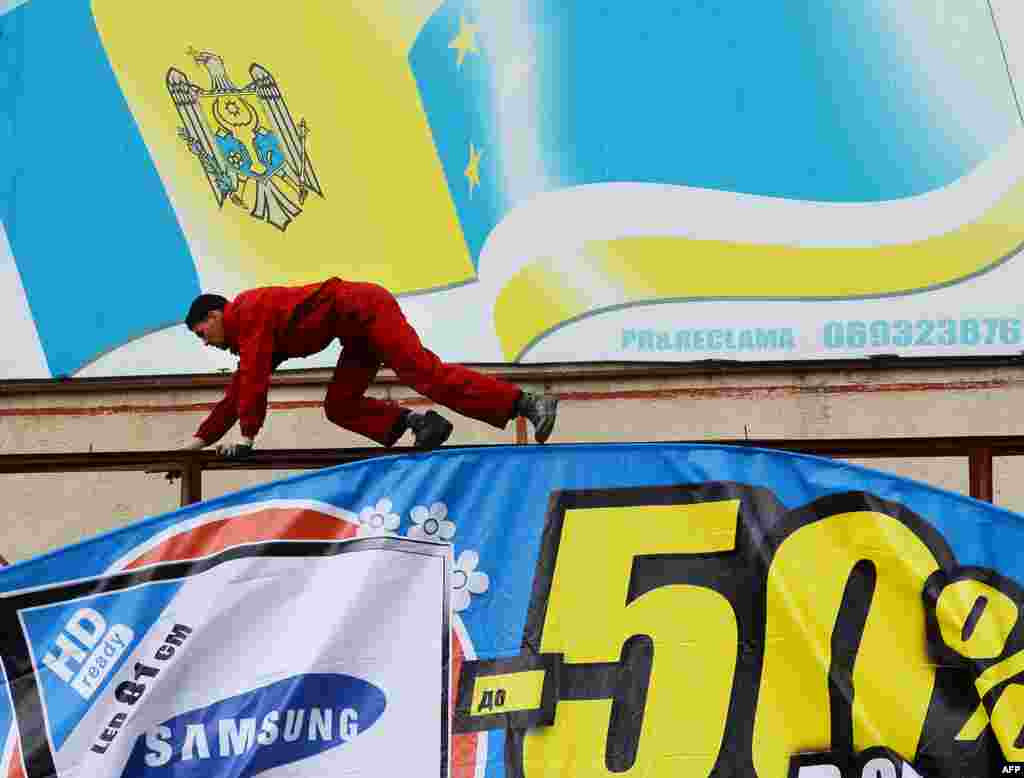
(0, 437, 1021, 473)
(179, 459, 203, 506)
(969, 447, 995, 503)
(0, 436, 1017, 513)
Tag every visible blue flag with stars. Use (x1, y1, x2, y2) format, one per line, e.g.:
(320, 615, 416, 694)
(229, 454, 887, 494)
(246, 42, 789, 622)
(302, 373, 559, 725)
(410, 0, 1020, 269)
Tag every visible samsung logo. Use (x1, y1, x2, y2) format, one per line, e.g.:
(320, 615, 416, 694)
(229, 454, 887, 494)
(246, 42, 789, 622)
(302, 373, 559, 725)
(120, 673, 386, 776)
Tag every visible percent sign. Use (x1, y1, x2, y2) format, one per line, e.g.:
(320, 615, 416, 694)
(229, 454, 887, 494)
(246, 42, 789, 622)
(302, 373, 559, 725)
(925, 568, 1024, 759)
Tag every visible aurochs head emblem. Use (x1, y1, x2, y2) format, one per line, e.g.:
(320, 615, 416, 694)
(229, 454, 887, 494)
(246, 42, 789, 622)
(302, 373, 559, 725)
(166, 49, 324, 232)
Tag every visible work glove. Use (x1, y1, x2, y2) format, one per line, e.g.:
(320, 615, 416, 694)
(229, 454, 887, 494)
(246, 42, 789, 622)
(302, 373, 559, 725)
(215, 436, 255, 459)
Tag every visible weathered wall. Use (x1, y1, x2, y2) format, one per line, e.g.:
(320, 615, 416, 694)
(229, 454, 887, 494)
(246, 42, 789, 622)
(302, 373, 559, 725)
(0, 362, 1021, 563)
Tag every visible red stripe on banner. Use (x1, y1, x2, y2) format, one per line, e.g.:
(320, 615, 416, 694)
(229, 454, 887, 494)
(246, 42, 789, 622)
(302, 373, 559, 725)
(124, 509, 358, 569)
(450, 639, 479, 778)
(7, 742, 24, 778)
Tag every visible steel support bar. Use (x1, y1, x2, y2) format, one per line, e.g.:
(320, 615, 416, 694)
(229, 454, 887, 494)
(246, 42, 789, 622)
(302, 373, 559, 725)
(0, 436, 1021, 473)
(179, 460, 203, 506)
(0, 436, 1016, 509)
(968, 447, 995, 503)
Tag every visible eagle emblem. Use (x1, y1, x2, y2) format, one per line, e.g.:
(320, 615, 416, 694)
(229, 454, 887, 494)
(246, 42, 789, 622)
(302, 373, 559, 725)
(166, 49, 324, 231)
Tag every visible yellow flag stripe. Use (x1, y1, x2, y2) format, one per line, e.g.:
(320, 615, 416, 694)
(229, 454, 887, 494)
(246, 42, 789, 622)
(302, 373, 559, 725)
(91, 0, 472, 294)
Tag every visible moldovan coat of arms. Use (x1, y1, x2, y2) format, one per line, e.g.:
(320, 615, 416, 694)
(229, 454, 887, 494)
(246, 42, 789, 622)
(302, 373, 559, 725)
(166, 49, 323, 231)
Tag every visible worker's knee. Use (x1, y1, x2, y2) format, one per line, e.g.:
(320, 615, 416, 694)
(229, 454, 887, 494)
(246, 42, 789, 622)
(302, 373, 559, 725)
(324, 396, 354, 425)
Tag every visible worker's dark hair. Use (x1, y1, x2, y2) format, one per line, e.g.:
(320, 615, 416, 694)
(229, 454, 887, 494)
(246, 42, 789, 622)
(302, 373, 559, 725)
(185, 294, 229, 330)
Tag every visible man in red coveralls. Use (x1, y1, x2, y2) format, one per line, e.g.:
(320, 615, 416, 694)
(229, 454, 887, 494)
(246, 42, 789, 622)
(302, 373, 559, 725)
(181, 278, 558, 456)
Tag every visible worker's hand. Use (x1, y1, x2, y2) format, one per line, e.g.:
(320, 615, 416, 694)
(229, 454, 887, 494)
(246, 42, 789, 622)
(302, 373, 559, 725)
(215, 436, 254, 459)
(163, 438, 207, 482)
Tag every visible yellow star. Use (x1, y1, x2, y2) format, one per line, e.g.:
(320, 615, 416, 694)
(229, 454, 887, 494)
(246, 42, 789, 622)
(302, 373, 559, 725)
(449, 14, 480, 67)
(464, 143, 483, 196)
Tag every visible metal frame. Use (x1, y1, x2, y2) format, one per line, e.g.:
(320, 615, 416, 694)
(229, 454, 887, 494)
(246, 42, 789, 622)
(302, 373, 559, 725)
(0, 436, 1018, 509)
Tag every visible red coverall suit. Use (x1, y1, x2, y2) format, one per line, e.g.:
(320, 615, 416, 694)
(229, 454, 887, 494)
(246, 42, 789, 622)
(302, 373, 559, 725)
(195, 278, 522, 446)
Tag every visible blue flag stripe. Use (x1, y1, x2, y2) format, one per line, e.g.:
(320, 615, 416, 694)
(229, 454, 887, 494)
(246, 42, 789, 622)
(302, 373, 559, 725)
(0, 0, 198, 377)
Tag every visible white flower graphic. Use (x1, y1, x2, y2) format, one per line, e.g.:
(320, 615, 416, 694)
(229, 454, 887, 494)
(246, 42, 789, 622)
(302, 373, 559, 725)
(357, 498, 400, 537)
(407, 502, 456, 541)
(451, 549, 489, 612)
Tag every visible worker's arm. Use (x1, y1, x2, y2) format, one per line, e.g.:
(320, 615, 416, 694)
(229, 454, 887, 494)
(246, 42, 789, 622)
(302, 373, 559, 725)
(233, 312, 277, 441)
(194, 372, 241, 445)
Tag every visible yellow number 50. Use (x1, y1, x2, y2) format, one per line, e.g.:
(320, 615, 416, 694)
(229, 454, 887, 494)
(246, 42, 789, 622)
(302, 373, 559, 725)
(513, 486, 952, 778)
(519, 488, 742, 777)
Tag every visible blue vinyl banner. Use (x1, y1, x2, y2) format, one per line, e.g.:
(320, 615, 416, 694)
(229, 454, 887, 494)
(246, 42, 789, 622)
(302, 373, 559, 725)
(2, 443, 1024, 778)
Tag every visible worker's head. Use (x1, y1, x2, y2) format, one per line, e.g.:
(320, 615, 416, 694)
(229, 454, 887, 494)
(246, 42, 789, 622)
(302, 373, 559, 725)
(186, 294, 230, 349)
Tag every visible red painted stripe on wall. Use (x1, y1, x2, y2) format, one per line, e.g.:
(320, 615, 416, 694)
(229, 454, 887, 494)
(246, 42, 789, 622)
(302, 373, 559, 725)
(0, 380, 1012, 418)
(0, 397, 435, 417)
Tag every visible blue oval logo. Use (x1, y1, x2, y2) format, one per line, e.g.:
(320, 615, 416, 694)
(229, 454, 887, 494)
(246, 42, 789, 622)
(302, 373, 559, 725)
(120, 673, 386, 777)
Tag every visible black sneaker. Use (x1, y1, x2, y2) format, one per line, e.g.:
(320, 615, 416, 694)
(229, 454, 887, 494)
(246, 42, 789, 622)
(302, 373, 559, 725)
(518, 393, 558, 444)
(407, 410, 454, 450)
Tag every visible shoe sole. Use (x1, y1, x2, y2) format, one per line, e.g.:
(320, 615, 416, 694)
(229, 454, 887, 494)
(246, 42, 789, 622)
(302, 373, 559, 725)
(534, 398, 558, 444)
(417, 411, 454, 449)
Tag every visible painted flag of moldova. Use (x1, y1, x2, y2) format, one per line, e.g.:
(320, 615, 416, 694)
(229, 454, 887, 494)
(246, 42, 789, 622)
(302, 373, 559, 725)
(0, 0, 1021, 372)
(0, 0, 477, 377)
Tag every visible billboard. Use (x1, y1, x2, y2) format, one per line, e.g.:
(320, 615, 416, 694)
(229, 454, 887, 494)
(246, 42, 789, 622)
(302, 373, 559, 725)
(3, 443, 1024, 778)
(0, 1, 1022, 378)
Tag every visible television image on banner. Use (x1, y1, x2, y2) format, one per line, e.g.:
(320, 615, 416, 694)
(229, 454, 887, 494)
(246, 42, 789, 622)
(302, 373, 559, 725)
(0, 536, 451, 778)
